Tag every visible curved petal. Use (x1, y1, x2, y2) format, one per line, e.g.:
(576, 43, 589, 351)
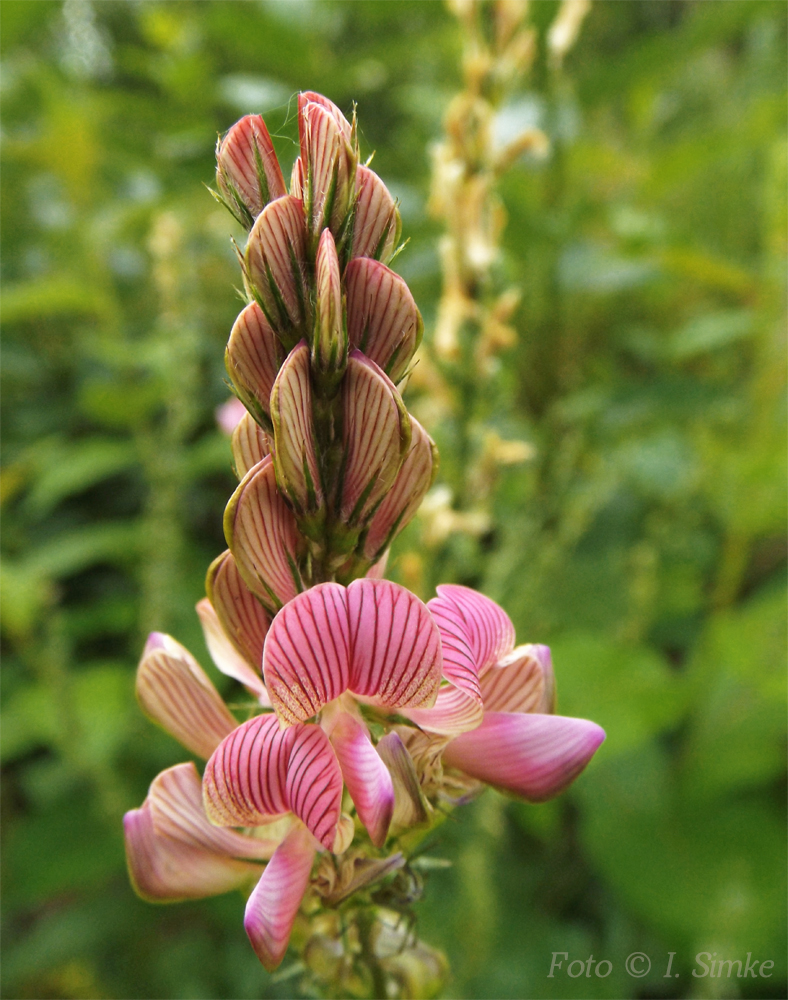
(263, 583, 349, 724)
(124, 801, 262, 903)
(290, 155, 304, 199)
(216, 114, 287, 227)
(244, 824, 316, 972)
(402, 682, 484, 737)
(245, 195, 309, 341)
(206, 550, 271, 683)
(347, 579, 441, 710)
(376, 731, 430, 830)
(149, 763, 282, 859)
(270, 341, 323, 515)
(231, 413, 272, 481)
(329, 712, 394, 847)
(225, 301, 281, 422)
(482, 644, 555, 714)
(203, 715, 342, 849)
(313, 228, 347, 379)
(299, 95, 356, 236)
(364, 416, 437, 562)
(224, 455, 303, 614)
(425, 590, 483, 710)
(340, 352, 410, 527)
(136, 635, 237, 759)
(351, 165, 401, 264)
(442, 712, 605, 802)
(196, 598, 267, 700)
(345, 258, 422, 382)
(433, 585, 515, 676)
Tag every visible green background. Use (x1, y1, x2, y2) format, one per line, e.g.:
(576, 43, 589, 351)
(1, 2, 785, 998)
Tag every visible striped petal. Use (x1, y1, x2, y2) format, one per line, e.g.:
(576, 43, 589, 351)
(136, 634, 237, 759)
(206, 550, 270, 678)
(195, 598, 267, 700)
(329, 712, 394, 847)
(345, 258, 422, 383)
(231, 411, 272, 480)
(270, 341, 323, 516)
(433, 584, 515, 676)
(224, 455, 303, 614)
(313, 228, 347, 381)
(403, 683, 484, 737)
(340, 352, 410, 527)
(263, 583, 350, 725)
(216, 114, 287, 228)
(363, 416, 437, 563)
(244, 824, 316, 971)
(149, 763, 282, 859)
(203, 714, 343, 849)
(124, 800, 262, 903)
(482, 644, 555, 714)
(376, 731, 430, 830)
(245, 195, 309, 343)
(351, 165, 401, 264)
(299, 91, 352, 142)
(299, 94, 356, 238)
(442, 712, 605, 802)
(290, 155, 304, 199)
(225, 301, 282, 423)
(346, 579, 441, 709)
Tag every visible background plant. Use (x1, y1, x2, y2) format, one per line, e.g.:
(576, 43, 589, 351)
(2, 2, 785, 999)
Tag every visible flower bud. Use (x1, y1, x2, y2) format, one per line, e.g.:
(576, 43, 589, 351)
(244, 195, 310, 347)
(312, 229, 348, 389)
(351, 165, 401, 264)
(225, 301, 283, 425)
(215, 115, 286, 229)
(298, 92, 358, 245)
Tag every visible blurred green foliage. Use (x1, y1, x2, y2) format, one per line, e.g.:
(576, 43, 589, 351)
(1, 2, 785, 998)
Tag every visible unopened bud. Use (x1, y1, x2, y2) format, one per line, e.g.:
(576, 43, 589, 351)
(215, 115, 286, 229)
(298, 92, 358, 245)
(312, 228, 347, 389)
(351, 165, 401, 264)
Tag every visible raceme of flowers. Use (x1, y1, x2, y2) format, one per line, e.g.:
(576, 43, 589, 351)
(124, 92, 605, 978)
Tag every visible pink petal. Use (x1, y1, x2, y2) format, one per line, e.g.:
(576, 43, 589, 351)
(365, 550, 389, 580)
(426, 591, 483, 703)
(205, 550, 271, 680)
(149, 763, 281, 859)
(329, 712, 394, 847)
(442, 712, 605, 802)
(225, 455, 303, 614)
(231, 411, 272, 480)
(402, 683, 484, 737)
(351, 165, 401, 263)
(195, 598, 267, 700)
(263, 583, 350, 724)
(340, 352, 410, 527)
(216, 114, 287, 227)
(347, 579, 441, 710)
(299, 95, 356, 236)
(313, 228, 347, 378)
(244, 824, 316, 971)
(225, 301, 282, 422)
(290, 155, 304, 199)
(203, 714, 342, 849)
(270, 341, 323, 515)
(345, 257, 422, 383)
(136, 635, 237, 759)
(124, 801, 262, 903)
(482, 644, 555, 714)
(375, 731, 429, 829)
(216, 397, 246, 436)
(432, 584, 516, 675)
(245, 195, 309, 341)
(364, 416, 437, 563)
(299, 91, 352, 142)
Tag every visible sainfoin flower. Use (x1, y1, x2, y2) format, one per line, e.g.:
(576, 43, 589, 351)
(125, 90, 605, 990)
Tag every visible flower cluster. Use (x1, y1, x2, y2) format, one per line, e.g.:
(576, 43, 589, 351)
(124, 92, 604, 988)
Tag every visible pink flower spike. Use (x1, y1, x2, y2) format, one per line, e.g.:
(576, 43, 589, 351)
(245, 195, 309, 342)
(216, 397, 246, 436)
(216, 114, 287, 228)
(224, 455, 303, 614)
(195, 598, 268, 702)
(206, 550, 270, 677)
(432, 584, 516, 676)
(136, 635, 237, 759)
(225, 301, 282, 422)
(203, 714, 343, 850)
(442, 712, 605, 802)
(244, 823, 317, 971)
(482, 643, 555, 714)
(231, 412, 272, 481)
(346, 579, 442, 710)
(329, 712, 394, 847)
(124, 801, 262, 903)
(351, 165, 401, 264)
(345, 258, 423, 383)
(149, 763, 283, 859)
(263, 583, 350, 725)
(270, 341, 323, 516)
